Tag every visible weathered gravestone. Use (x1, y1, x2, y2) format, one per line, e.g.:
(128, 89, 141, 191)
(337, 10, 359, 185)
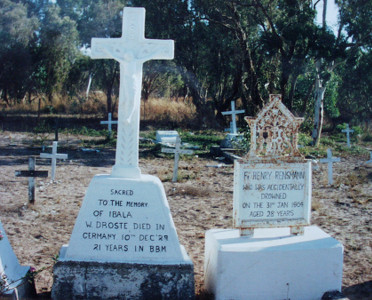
(320, 148, 340, 185)
(40, 141, 68, 181)
(204, 94, 343, 300)
(15, 157, 48, 203)
(161, 136, 194, 182)
(342, 123, 354, 148)
(100, 112, 118, 137)
(221, 101, 245, 148)
(0, 220, 36, 299)
(52, 7, 194, 300)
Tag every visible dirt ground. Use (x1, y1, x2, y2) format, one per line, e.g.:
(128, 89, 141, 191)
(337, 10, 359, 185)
(0, 130, 371, 299)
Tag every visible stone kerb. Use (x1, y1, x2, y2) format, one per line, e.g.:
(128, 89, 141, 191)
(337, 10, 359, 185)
(233, 94, 311, 236)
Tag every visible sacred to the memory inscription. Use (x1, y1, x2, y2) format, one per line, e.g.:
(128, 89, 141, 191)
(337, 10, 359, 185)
(64, 175, 183, 262)
(233, 162, 311, 228)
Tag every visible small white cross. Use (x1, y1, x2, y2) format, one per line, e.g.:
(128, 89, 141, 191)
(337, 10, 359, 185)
(161, 136, 194, 182)
(100, 113, 118, 135)
(320, 148, 340, 185)
(222, 101, 245, 135)
(342, 124, 354, 148)
(40, 141, 68, 181)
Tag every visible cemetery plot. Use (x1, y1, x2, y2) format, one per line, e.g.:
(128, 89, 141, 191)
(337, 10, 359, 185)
(0, 131, 371, 299)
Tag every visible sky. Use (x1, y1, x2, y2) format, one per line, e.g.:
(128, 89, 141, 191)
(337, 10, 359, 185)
(314, 0, 340, 31)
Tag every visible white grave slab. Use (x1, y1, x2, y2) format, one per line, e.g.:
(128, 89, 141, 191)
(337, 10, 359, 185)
(156, 130, 179, 145)
(0, 220, 36, 298)
(52, 7, 193, 300)
(204, 227, 343, 300)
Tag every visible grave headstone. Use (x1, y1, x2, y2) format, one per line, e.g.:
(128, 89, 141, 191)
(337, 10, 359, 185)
(204, 94, 343, 300)
(221, 101, 245, 148)
(221, 101, 245, 135)
(341, 124, 354, 148)
(0, 220, 36, 299)
(15, 157, 48, 203)
(156, 130, 179, 145)
(40, 141, 68, 181)
(52, 8, 194, 300)
(320, 148, 340, 185)
(161, 136, 194, 182)
(100, 113, 118, 136)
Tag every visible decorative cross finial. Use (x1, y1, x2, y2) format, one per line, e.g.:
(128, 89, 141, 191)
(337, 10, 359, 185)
(244, 94, 304, 161)
(90, 8, 174, 178)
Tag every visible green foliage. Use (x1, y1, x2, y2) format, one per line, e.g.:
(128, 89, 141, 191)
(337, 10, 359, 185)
(298, 133, 313, 147)
(180, 130, 224, 151)
(0, 0, 370, 134)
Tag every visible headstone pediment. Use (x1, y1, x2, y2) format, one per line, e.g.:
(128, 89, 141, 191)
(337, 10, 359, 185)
(244, 94, 304, 162)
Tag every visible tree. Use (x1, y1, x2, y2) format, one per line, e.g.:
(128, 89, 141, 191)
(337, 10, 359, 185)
(0, 0, 38, 104)
(37, 4, 79, 103)
(311, 0, 371, 145)
(71, 0, 126, 113)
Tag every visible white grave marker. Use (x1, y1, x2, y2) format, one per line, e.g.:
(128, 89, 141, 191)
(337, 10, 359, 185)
(0, 220, 36, 298)
(40, 141, 68, 181)
(100, 112, 118, 135)
(52, 8, 193, 300)
(320, 148, 340, 185)
(205, 94, 343, 300)
(90, 8, 173, 178)
(221, 101, 245, 135)
(342, 124, 354, 148)
(162, 136, 194, 182)
(235, 94, 309, 236)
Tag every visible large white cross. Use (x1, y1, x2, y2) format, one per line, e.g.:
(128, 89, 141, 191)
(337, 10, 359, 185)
(100, 113, 118, 135)
(342, 124, 354, 148)
(222, 101, 245, 135)
(91, 7, 174, 178)
(162, 137, 194, 182)
(40, 141, 68, 181)
(320, 148, 340, 185)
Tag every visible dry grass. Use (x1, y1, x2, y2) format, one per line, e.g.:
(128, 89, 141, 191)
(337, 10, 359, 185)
(2, 94, 197, 127)
(141, 97, 196, 125)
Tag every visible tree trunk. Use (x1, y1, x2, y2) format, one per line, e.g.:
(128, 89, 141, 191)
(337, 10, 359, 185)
(230, 3, 263, 113)
(312, 62, 326, 146)
(312, 0, 328, 146)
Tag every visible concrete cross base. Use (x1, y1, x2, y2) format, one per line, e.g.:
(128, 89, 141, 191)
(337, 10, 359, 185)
(220, 133, 244, 148)
(52, 258, 194, 299)
(204, 226, 343, 300)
